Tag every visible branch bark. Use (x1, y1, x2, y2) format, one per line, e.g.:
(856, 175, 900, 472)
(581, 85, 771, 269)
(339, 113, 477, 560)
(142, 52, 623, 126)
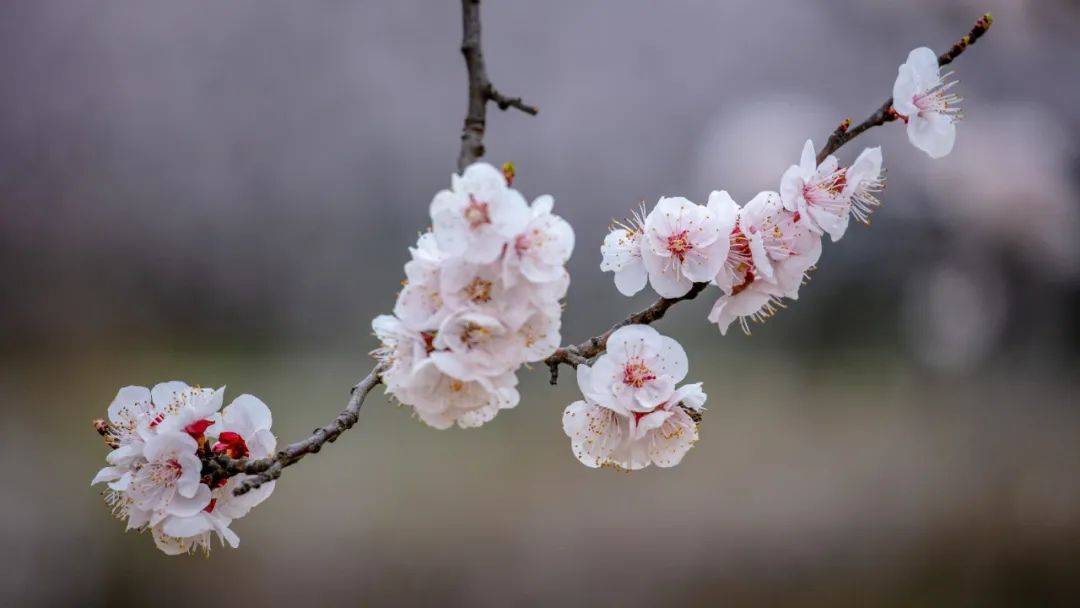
(204, 366, 385, 495)
(457, 0, 538, 171)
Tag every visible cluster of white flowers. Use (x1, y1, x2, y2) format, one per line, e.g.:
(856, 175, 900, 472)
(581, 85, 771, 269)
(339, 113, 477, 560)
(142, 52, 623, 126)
(372, 162, 574, 429)
(562, 325, 705, 469)
(601, 138, 882, 335)
(91, 382, 276, 555)
(581, 45, 966, 466)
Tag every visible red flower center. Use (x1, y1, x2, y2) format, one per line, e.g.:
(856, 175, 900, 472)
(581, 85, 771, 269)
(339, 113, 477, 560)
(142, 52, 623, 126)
(666, 230, 693, 261)
(622, 360, 656, 388)
(212, 431, 250, 460)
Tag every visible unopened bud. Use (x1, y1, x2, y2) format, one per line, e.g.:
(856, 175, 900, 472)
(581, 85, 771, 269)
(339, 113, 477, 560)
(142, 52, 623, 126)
(501, 162, 516, 186)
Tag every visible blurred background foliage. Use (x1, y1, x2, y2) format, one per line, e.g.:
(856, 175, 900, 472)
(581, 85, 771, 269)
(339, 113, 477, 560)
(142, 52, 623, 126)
(2, 0, 1078, 605)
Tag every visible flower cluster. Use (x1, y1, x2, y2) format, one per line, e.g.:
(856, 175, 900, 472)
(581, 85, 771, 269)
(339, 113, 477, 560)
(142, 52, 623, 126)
(373, 162, 574, 429)
(602, 139, 882, 335)
(562, 325, 705, 469)
(91, 382, 276, 555)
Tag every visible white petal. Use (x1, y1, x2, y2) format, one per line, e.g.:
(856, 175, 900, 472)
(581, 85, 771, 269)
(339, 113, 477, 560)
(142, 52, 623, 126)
(892, 64, 919, 117)
(167, 484, 211, 517)
(641, 247, 692, 298)
(150, 381, 191, 412)
(798, 139, 817, 172)
(162, 513, 213, 539)
(107, 386, 151, 424)
(907, 112, 956, 158)
(906, 46, 940, 87)
(221, 394, 273, 437)
(613, 260, 648, 296)
(91, 466, 124, 486)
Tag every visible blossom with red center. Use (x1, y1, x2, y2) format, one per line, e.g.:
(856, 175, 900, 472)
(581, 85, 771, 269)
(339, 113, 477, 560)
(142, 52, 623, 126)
(622, 359, 657, 388)
(577, 324, 688, 415)
(212, 431, 249, 459)
(639, 196, 733, 298)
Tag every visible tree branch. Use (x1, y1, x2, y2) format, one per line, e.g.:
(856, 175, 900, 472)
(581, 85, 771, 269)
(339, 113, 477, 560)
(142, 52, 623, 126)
(457, 0, 538, 172)
(202, 365, 385, 496)
(815, 13, 993, 164)
(546, 13, 995, 384)
(101, 13, 996, 495)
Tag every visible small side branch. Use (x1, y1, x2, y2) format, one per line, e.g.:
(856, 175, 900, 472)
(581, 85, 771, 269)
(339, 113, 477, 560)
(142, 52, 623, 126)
(544, 283, 709, 382)
(457, 0, 537, 171)
(203, 366, 385, 496)
(815, 12, 993, 164)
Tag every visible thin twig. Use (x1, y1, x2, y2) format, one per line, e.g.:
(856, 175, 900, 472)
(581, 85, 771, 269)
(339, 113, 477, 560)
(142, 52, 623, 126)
(203, 365, 385, 496)
(815, 12, 993, 164)
(457, 0, 538, 171)
(543, 283, 709, 383)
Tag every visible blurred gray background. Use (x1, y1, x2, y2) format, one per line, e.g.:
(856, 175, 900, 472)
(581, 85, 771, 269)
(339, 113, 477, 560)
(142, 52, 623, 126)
(3, 0, 1079, 606)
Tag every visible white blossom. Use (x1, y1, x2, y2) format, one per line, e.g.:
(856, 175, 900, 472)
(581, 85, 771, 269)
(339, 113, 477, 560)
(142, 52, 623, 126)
(893, 46, 961, 158)
(562, 328, 705, 470)
(640, 196, 731, 298)
(430, 163, 530, 264)
(708, 190, 822, 335)
(780, 139, 883, 242)
(502, 195, 575, 285)
(92, 385, 278, 555)
(575, 324, 687, 415)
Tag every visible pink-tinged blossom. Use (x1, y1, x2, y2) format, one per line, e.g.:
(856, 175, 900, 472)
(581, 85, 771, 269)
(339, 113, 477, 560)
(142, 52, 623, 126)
(640, 197, 731, 298)
(397, 359, 520, 430)
(780, 140, 884, 242)
(430, 163, 530, 264)
(708, 191, 823, 335)
(739, 190, 822, 299)
(893, 46, 961, 158)
(563, 347, 706, 470)
(576, 324, 688, 415)
(502, 195, 575, 285)
(125, 431, 211, 528)
(394, 233, 449, 332)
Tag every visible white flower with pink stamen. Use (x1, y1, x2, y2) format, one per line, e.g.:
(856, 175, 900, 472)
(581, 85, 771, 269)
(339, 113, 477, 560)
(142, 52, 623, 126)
(563, 339, 706, 470)
(640, 196, 732, 298)
(739, 190, 822, 298)
(893, 46, 961, 158)
(576, 324, 688, 415)
(502, 194, 575, 285)
(780, 140, 884, 242)
(431, 162, 530, 264)
(707, 191, 823, 335)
